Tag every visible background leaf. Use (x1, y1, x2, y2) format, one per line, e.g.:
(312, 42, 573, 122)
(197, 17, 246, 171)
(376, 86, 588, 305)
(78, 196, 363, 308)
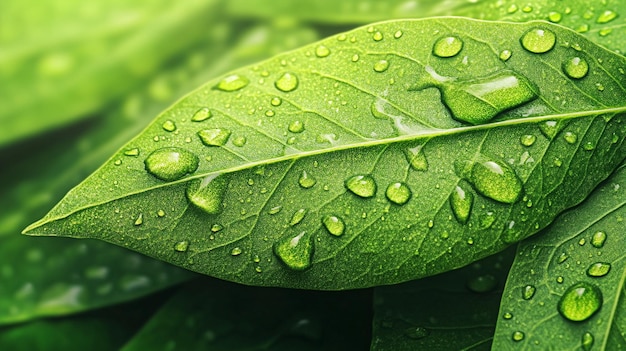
(25, 18, 626, 289)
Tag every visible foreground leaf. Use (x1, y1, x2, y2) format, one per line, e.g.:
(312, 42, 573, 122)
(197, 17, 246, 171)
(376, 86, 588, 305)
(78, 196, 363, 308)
(371, 247, 515, 351)
(25, 18, 626, 289)
(493, 163, 626, 350)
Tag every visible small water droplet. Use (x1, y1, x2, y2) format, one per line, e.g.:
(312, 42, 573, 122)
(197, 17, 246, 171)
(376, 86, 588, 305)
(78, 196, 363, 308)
(288, 120, 304, 133)
(269, 206, 282, 215)
(582, 332, 594, 351)
(512, 331, 525, 342)
(469, 161, 523, 204)
(499, 49, 512, 61)
(595, 83, 605, 92)
(144, 147, 199, 181)
(563, 57, 589, 79)
(322, 215, 345, 236)
(298, 170, 317, 189)
(522, 5, 533, 12)
(404, 146, 428, 171)
(134, 213, 143, 226)
(522, 285, 536, 300)
(290, 208, 307, 226)
(587, 262, 611, 277)
(265, 110, 275, 117)
(450, 185, 474, 224)
(467, 274, 497, 293)
(557, 282, 603, 321)
(507, 4, 518, 13)
(579, 238, 586, 246)
(231, 247, 242, 256)
(271, 97, 282, 106)
(273, 231, 314, 271)
(198, 128, 231, 146)
(373, 31, 383, 41)
(373, 60, 389, 72)
(583, 142, 595, 151)
(215, 74, 249, 91)
(345, 175, 377, 198)
(186, 175, 228, 215)
(275, 72, 299, 92)
(124, 148, 140, 156)
(564, 132, 578, 144)
(548, 11, 562, 23)
(211, 224, 223, 233)
(599, 28, 613, 36)
(520, 134, 536, 146)
(385, 182, 412, 205)
(557, 276, 564, 284)
(503, 312, 513, 320)
(433, 36, 463, 58)
(576, 24, 590, 33)
(174, 241, 189, 252)
(597, 10, 617, 24)
(232, 136, 247, 147)
(162, 120, 176, 132)
(558, 252, 569, 263)
(539, 120, 561, 139)
(394, 30, 403, 39)
(591, 231, 607, 248)
(114, 159, 122, 166)
(404, 326, 429, 340)
(191, 107, 212, 122)
(315, 45, 330, 58)
(520, 28, 556, 54)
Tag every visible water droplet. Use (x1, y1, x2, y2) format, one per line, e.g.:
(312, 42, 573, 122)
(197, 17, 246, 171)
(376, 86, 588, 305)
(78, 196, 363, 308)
(157, 210, 165, 217)
(596, 83, 605, 92)
(373, 31, 383, 41)
(186, 175, 228, 215)
(520, 28, 556, 54)
(191, 107, 212, 122)
(503, 312, 513, 320)
(599, 28, 613, 36)
(385, 182, 412, 205)
(469, 161, 522, 204)
(522, 285, 536, 300)
(211, 224, 223, 233)
(315, 45, 330, 57)
(290, 208, 307, 226)
(373, 60, 389, 72)
(288, 120, 304, 133)
(269, 206, 282, 215)
(564, 131, 578, 144)
(583, 142, 595, 151)
(432, 36, 463, 58)
(450, 186, 474, 224)
(404, 146, 428, 171)
(273, 231, 314, 271)
(548, 11, 562, 23)
(587, 262, 611, 277)
(563, 57, 589, 79)
(144, 147, 199, 181)
(271, 97, 282, 106)
(174, 241, 189, 252)
(124, 148, 140, 156)
(520, 134, 536, 146)
(507, 4, 518, 13)
(161, 119, 176, 132)
(114, 159, 122, 166)
(404, 326, 429, 340)
(582, 332, 594, 351)
(351, 54, 359, 62)
(576, 24, 590, 33)
(275, 72, 299, 92)
(232, 136, 247, 147)
(231, 247, 242, 256)
(467, 274, 497, 293)
(591, 231, 607, 248)
(298, 170, 317, 189)
(198, 128, 231, 146)
(265, 110, 275, 117)
(134, 213, 143, 226)
(557, 276, 564, 284)
(597, 10, 617, 24)
(539, 120, 561, 139)
(322, 215, 345, 236)
(512, 331, 525, 342)
(345, 175, 377, 198)
(579, 238, 586, 246)
(522, 5, 532, 12)
(557, 282, 603, 322)
(499, 50, 512, 61)
(394, 30, 403, 39)
(558, 252, 569, 263)
(215, 74, 249, 91)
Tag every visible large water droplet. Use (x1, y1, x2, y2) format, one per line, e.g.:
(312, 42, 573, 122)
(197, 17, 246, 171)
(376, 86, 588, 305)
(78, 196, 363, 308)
(450, 185, 474, 224)
(512, 331, 525, 342)
(520, 134, 536, 146)
(597, 10, 617, 24)
(298, 170, 317, 189)
(522, 285, 536, 300)
(373, 60, 390, 72)
(557, 282, 603, 322)
(275, 72, 299, 92)
(582, 332, 594, 351)
(290, 208, 307, 226)
(315, 45, 330, 57)
(322, 215, 345, 236)
(186, 174, 228, 215)
(288, 120, 305, 133)
(520, 28, 556, 54)
(345, 175, 377, 198)
(586, 262, 611, 277)
(469, 161, 523, 204)
(433, 36, 464, 58)
(548, 11, 562, 23)
(144, 147, 199, 181)
(198, 128, 231, 146)
(385, 182, 412, 205)
(273, 231, 314, 271)
(563, 57, 589, 79)
(591, 231, 607, 248)
(215, 74, 249, 91)
(404, 146, 428, 171)
(466, 274, 497, 293)
(162, 120, 176, 132)
(191, 107, 212, 122)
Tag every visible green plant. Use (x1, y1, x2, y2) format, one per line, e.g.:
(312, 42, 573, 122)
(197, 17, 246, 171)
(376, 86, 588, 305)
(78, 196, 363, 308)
(3, 1, 625, 350)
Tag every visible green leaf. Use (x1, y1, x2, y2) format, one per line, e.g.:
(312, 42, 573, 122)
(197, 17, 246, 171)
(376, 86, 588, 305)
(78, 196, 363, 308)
(0, 0, 220, 147)
(492, 164, 626, 350)
(121, 278, 371, 351)
(371, 247, 515, 351)
(25, 18, 626, 289)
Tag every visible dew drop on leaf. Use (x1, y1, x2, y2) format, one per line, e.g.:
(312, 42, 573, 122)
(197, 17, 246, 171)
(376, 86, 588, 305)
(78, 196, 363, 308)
(512, 331, 525, 342)
(404, 146, 428, 171)
(586, 262, 611, 277)
(394, 30, 403, 39)
(466, 274, 498, 293)
(404, 326, 429, 340)
(373, 60, 390, 72)
(214, 74, 249, 92)
(548, 11, 562, 23)
(539, 120, 560, 139)
(144, 147, 199, 181)
(520, 28, 556, 53)
(503, 312, 513, 320)
(270, 97, 282, 106)
(520, 134, 536, 146)
(522, 284, 536, 300)
(161, 120, 176, 132)
(273, 231, 314, 271)
(174, 241, 189, 252)
(499, 49, 512, 61)
(582, 332, 594, 351)
(469, 161, 523, 204)
(345, 175, 377, 198)
(322, 215, 345, 236)
(191, 107, 212, 122)
(563, 57, 589, 79)
(591, 231, 607, 248)
(186, 175, 228, 215)
(290, 208, 307, 226)
(564, 131, 578, 144)
(275, 72, 299, 92)
(198, 128, 232, 146)
(230, 247, 242, 256)
(134, 213, 143, 226)
(450, 185, 474, 224)
(268, 206, 282, 215)
(211, 224, 223, 233)
(298, 170, 317, 189)
(372, 31, 383, 41)
(288, 120, 305, 133)
(432, 36, 463, 58)
(557, 282, 603, 322)
(385, 182, 412, 205)
(597, 10, 617, 24)
(232, 136, 247, 147)
(315, 45, 330, 58)
(124, 148, 140, 156)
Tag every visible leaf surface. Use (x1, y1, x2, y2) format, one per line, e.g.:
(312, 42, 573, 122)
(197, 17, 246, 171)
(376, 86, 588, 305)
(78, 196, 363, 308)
(492, 164, 626, 350)
(25, 18, 626, 289)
